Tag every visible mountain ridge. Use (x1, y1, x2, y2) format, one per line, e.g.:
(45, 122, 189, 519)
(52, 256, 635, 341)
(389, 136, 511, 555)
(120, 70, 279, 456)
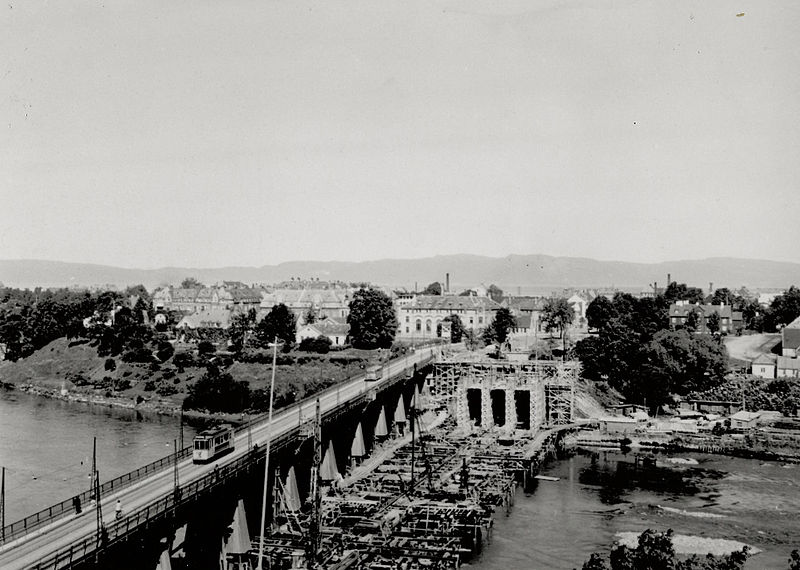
(0, 256, 798, 292)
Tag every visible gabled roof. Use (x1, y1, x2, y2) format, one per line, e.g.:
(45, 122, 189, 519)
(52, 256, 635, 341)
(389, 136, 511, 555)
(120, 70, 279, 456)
(669, 303, 733, 319)
(752, 353, 777, 365)
(503, 296, 546, 312)
(730, 411, 760, 422)
(177, 308, 230, 329)
(170, 288, 199, 302)
(783, 328, 800, 350)
(406, 295, 501, 311)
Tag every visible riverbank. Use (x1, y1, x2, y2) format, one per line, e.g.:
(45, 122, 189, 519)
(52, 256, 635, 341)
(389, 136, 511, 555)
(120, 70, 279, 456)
(567, 428, 800, 464)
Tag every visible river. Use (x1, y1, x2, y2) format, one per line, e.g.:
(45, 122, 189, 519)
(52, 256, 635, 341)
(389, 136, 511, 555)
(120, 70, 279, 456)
(472, 449, 800, 569)
(0, 388, 197, 524)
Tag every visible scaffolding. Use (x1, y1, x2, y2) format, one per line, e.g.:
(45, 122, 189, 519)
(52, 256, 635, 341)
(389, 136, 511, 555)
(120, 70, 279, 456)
(430, 359, 579, 430)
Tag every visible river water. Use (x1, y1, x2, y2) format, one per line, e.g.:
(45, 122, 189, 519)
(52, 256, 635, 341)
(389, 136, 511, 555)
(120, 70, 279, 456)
(472, 449, 800, 569)
(0, 388, 197, 524)
(2, 390, 799, 568)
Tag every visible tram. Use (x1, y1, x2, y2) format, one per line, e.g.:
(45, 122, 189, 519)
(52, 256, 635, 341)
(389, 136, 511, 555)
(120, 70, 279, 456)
(192, 424, 235, 463)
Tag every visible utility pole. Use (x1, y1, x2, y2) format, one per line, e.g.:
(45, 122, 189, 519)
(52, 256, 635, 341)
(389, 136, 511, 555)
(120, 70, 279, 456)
(173, 439, 180, 504)
(256, 337, 279, 570)
(307, 399, 322, 566)
(410, 392, 416, 497)
(1, 466, 5, 543)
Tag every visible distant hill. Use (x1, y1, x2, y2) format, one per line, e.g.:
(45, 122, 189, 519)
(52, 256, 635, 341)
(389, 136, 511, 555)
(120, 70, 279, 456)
(1, 255, 798, 292)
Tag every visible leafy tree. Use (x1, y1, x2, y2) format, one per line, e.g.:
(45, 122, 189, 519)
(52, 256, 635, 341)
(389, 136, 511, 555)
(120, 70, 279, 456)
(422, 282, 442, 295)
(542, 297, 573, 338)
(347, 288, 398, 349)
(582, 529, 750, 570)
(228, 310, 256, 353)
(763, 286, 800, 331)
(487, 284, 504, 303)
(459, 289, 477, 297)
(482, 307, 516, 346)
(443, 314, 465, 343)
(586, 296, 617, 331)
(663, 282, 706, 304)
(684, 309, 700, 333)
(156, 340, 175, 362)
(183, 365, 251, 413)
(173, 351, 194, 372)
(197, 340, 216, 356)
(711, 287, 736, 306)
(299, 335, 332, 354)
(255, 303, 297, 352)
(303, 307, 317, 324)
(706, 311, 722, 335)
(180, 277, 203, 289)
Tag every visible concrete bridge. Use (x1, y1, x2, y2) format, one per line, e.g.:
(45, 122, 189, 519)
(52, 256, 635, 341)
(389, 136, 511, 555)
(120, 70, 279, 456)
(0, 345, 441, 570)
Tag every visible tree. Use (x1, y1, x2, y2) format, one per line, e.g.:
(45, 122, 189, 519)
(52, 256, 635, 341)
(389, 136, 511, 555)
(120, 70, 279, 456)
(487, 284, 503, 303)
(711, 287, 735, 306)
(180, 277, 203, 289)
(422, 282, 442, 295)
(347, 288, 398, 349)
(586, 296, 618, 331)
(581, 529, 750, 570)
(183, 365, 251, 413)
(255, 304, 297, 352)
(542, 297, 573, 338)
(228, 310, 256, 353)
(443, 314, 465, 343)
(763, 286, 800, 331)
(684, 309, 700, 333)
(707, 311, 722, 335)
(483, 307, 516, 346)
(663, 281, 706, 304)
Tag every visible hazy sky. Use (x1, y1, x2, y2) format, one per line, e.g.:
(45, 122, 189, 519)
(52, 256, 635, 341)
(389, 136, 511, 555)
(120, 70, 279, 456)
(2, 0, 799, 269)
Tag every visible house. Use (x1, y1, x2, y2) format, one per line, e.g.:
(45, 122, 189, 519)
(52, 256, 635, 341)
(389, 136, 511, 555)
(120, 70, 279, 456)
(751, 354, 777, 379)
(567, 292, 592, 327)
(396, 294, 500, 340)
(781, 316, 800, 357)
(176, 308, 231, 330)
(260, 287, 351, 323)
(686, 399, 742, 416)
(777, 356, 800, 378)
(502, 296, 546, 333)
(668, 301, 741, 334)
(295, 318, 350, 346)
(729, 410, 760, 430)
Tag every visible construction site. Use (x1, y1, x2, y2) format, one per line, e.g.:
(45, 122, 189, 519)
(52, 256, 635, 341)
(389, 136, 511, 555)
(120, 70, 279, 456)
(237, 358, 579, 570)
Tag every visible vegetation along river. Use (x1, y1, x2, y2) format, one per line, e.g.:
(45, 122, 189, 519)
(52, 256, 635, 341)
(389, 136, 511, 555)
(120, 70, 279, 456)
(472, 449, 800, 569)
(0, 388, 197, 524)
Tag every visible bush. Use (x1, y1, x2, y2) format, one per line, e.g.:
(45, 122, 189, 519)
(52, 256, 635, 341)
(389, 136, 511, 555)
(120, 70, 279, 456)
(104, 358, 117, 372)
(156, 340, 175, 362)
(121, 347, 154, 364)
(172, 351, 194, 372)
(143, 381, 156, 391)
(114, 378, 132, 391)
(299, 335, 333, 354)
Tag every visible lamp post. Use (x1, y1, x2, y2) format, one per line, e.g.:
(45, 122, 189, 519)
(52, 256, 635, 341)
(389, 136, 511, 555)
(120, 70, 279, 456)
(256, 336, 279, 570)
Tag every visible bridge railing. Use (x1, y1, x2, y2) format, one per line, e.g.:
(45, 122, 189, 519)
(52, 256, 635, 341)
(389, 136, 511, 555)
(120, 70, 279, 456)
(3, 345, 439, 547)
(0, 447, 191, 545)
(30, 431, 297, 570)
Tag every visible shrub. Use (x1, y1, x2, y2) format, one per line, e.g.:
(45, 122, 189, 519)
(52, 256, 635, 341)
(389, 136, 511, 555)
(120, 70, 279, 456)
(104, 358, 116, 372)
(143, 381, 156, 391)
(156, 383, 178, 397)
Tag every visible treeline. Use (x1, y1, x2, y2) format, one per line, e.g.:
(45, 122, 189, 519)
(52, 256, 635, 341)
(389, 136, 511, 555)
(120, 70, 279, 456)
(0, 285, 153, 361)
(576, 283, 800, 410)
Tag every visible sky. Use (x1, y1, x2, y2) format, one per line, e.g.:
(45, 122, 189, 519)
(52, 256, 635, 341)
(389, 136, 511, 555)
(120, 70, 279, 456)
(2, 0, 799, 269)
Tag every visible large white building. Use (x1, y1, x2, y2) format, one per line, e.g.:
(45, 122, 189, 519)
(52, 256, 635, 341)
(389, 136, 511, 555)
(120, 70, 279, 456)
(395, 294, 501, 340)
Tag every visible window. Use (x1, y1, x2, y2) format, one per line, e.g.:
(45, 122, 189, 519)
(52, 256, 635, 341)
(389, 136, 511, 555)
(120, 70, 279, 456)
(405, 316, 409, 323)
(425, 319, 432, 333)
(478, 317, 483, 324)
(406, 326, 409, 333)
(416, 320, 422, 332)
(470, 318, 474, 325)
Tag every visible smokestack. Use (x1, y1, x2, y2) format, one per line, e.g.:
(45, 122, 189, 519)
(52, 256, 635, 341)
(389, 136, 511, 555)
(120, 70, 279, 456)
(709, 282, 714, 295)
(446, 273, 450, 294)
(667, 273, 671, 286)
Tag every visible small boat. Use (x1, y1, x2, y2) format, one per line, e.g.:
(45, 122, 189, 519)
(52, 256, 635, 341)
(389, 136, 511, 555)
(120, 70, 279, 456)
(534, 475, 560, 482)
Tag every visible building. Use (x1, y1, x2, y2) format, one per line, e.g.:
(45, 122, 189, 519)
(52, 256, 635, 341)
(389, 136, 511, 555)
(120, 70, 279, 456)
(668, 301, 742, 334)
(396, 294, 501, 340)
(295, 318, 350, 346)
(729, 410, 760, 430)
(777, 356, 800, 378)
(751, 354, 777, 379)
(176, 308, 231, 330)
(260, 287, 351, 324)
(781, 316, 800, 357)
(501, 296, 546, 333)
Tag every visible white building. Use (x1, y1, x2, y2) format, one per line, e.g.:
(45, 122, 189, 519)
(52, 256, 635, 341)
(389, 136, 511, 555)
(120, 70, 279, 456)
(396, 294, 500, 340)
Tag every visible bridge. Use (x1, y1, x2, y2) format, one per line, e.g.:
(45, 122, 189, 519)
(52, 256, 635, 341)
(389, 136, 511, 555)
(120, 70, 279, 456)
(0, 345, 441, 570)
